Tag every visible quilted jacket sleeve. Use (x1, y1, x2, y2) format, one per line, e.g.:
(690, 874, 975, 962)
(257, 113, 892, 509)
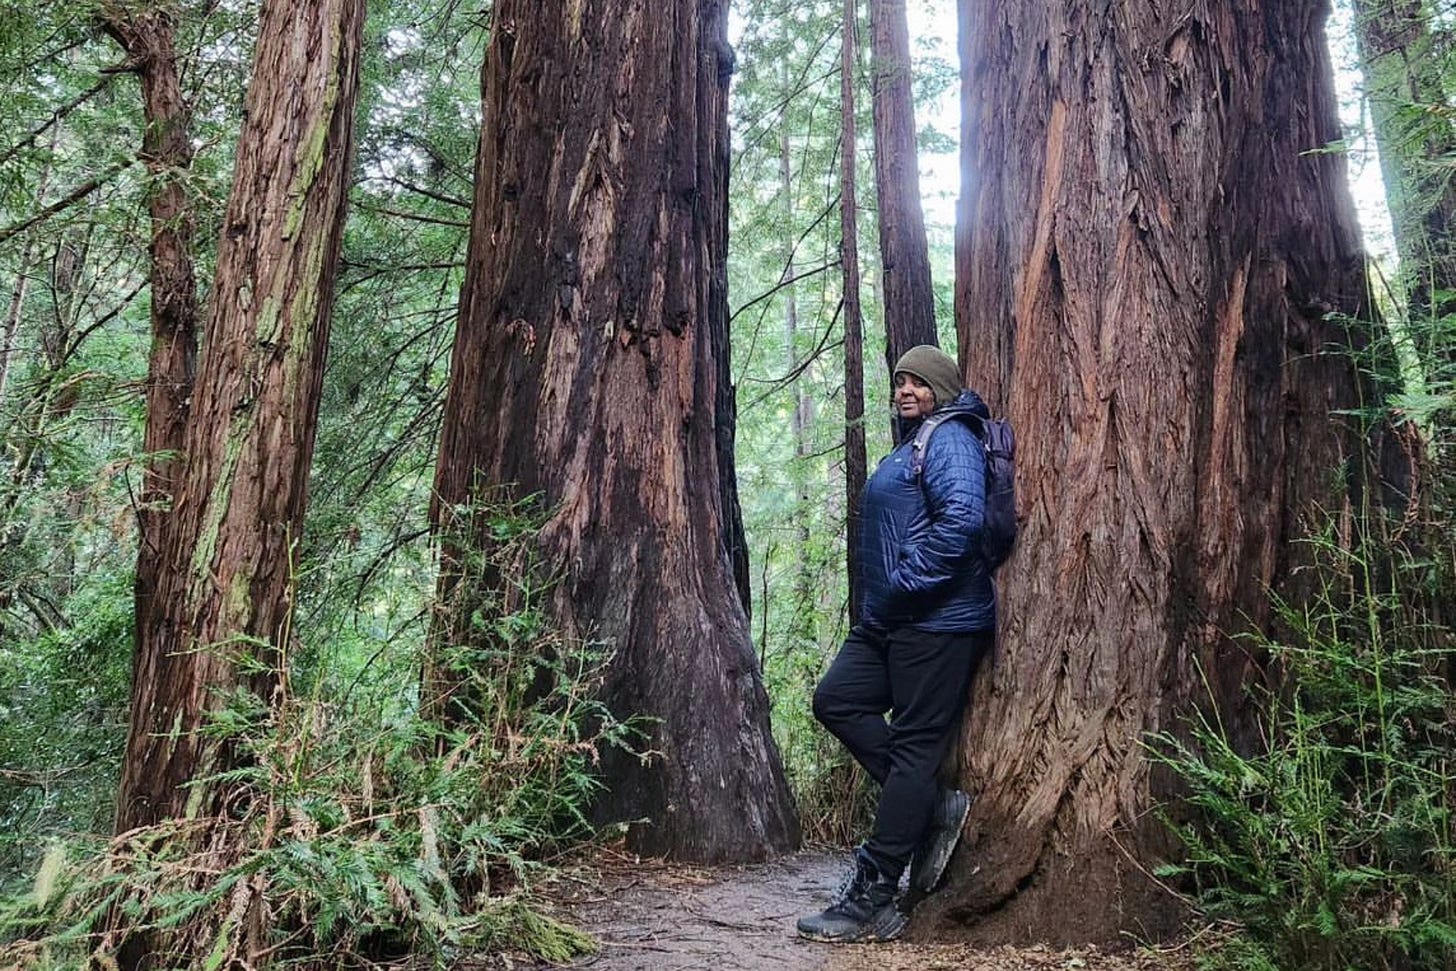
(887, 421, 985, 609)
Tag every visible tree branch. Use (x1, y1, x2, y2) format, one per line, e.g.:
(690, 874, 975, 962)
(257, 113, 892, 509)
(742, 297, 845, 412)
(354, 201, 470, 228)
(63, 278, 148, 363)
(728, 260, 839, 324)
(0, 161, 135, 246)
(373, 175, 472, 209)
(0, 76, 116, 168)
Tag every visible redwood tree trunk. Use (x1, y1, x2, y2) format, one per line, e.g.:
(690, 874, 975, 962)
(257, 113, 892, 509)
(115, 0, 364, 834)
(716, 32, 753, 616)
(948, 0, 1374, 941)
(870, 0, 938, 376)
(842, 0, 868, 622)
(101, 5, 200, 668)
(431, 0, 798, 862)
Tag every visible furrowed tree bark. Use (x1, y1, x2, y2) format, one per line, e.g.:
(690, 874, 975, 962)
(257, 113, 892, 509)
(717, 118, 754, 621)
(101, 4, 200, 665)
(431, 0, 798, 861)
(841, 0, 867, 622)
(115, 0, 364, 835)
(869, 0, 938, 378)
(947, 0, 1376, 942)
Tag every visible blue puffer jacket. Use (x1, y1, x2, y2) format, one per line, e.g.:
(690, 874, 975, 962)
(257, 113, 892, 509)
(858, 391, 996, 633)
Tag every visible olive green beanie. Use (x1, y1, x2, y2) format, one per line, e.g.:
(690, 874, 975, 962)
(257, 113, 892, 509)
(892, 345, 962, 408)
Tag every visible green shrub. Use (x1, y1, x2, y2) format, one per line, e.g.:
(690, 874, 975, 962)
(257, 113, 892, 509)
(0, 569, 132, 893)
(761, 621, 876, 846)
(1153, 529, 1456, 971)
(0, 502, 627, 970)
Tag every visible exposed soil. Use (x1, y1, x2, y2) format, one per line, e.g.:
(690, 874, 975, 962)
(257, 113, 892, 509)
(514, 849, 1200, 971)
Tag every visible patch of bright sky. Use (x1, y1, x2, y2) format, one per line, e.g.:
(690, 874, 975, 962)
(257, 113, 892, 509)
(376, 27, 428, 126)
(730, 0, 1398, 266)
(904, 0, 959, 233)
(363, 26, 479, 186)
(1325, 3, 1398, 269)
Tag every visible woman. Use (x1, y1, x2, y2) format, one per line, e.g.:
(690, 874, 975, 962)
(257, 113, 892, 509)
(797, 344, 995, 943)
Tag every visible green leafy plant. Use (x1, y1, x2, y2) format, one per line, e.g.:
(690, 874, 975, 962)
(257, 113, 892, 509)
(0, 501, 627, 970)
(1153, 525, 1456, 971)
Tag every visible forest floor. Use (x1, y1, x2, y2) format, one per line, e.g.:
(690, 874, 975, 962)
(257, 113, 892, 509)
(493, 848, 1203, 971)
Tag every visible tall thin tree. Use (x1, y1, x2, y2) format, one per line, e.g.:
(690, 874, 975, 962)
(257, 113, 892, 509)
(947, 0, 1382, 940)
(116, 0, 365, 835)
(842, 0, 868, 621)
(0, 132, 57, 417)
(869, 0, 938, 375)
(431, 0, 798, 862)
(101, 2, 200, 659)
(779, 109, 817, 642)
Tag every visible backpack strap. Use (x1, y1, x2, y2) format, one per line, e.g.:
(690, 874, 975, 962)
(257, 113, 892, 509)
(909, 412, 982, 476)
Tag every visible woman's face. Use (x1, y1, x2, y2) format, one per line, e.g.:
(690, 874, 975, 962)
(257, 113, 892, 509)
(893, 372, 936, 420)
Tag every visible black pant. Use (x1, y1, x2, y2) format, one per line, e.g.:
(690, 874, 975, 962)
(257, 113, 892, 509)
(812, 625, 991, 877)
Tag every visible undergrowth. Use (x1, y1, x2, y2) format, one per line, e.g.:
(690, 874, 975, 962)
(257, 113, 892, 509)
(761, 629, 876, 846)
(0, 500, 629, 969)
(1154, 517, 1456, 970)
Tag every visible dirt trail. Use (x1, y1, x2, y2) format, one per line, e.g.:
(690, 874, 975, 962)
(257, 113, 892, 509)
(523, 850, 1195, 971)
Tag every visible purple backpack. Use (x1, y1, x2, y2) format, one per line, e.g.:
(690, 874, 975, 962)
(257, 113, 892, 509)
(909, 413, 1018, 571)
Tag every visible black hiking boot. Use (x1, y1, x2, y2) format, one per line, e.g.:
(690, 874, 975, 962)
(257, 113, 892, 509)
(908, 788, 971, 895)
(796, 849, 907, 943)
